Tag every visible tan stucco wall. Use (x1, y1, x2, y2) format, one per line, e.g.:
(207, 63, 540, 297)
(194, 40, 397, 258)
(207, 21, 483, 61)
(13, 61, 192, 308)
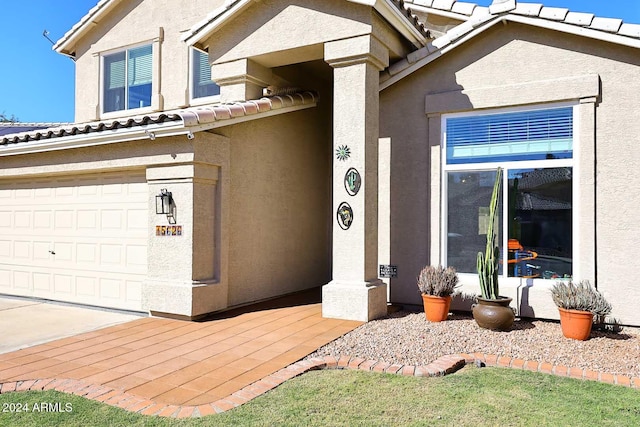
(70, 0, 411, 122)
(1, 100, 331, 315)
(380, 23, 640, 325)
(202, 0, 412, 69)
(216, 100, 332, 307)
(71, 0, 227, 123)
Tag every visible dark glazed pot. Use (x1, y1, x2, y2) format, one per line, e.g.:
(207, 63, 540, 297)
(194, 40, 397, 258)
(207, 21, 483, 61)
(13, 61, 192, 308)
(472, 296, 515, 331)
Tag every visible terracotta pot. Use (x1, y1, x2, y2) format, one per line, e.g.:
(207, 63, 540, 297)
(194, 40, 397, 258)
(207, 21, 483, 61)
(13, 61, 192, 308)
(558, 307, 594, 341)
(421, 294, 452, 322)
(472, 296, 515, 331)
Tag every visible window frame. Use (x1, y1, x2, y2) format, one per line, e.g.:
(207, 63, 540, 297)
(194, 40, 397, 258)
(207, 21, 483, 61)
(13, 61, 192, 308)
(189, 47, 220, 105)
(440, 102, 580, 283)
(99, 41, 155, 117)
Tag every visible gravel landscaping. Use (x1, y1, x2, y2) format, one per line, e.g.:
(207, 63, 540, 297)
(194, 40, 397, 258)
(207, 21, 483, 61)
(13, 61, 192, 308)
(308, 311, 640, 378)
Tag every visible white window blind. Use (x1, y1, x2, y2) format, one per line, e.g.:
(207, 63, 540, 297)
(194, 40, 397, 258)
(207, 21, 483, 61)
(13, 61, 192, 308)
(128, 45, 153, 87)
(105, 52, 125, 90)
(196, 49, 210, 86)
(192, 48, 219, 99)
(446, 107, 573, 164)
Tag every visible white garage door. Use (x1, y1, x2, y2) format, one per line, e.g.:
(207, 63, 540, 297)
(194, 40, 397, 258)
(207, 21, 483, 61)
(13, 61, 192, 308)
(0, 171, 148, 311)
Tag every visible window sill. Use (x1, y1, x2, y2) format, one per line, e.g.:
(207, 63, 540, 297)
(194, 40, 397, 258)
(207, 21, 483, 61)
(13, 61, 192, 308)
(100, 106, 158, 121)
(454, 273, 563, 320)
(189, 95, 222, 107)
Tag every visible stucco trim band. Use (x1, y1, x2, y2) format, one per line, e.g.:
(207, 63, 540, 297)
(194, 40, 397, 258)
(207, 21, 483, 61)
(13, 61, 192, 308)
(424, 74, 601, 115)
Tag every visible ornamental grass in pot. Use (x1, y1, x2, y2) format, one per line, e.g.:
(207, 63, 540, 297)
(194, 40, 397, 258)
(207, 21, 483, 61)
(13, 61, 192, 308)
(417, 265, 460, 322)
(550, 280, 612, 340)
(473, 167, 515, 331)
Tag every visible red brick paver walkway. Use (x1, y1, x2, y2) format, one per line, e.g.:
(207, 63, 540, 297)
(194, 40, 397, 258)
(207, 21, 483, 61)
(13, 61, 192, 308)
(0, 300, 361, 416)
(1, 298, 639, 418)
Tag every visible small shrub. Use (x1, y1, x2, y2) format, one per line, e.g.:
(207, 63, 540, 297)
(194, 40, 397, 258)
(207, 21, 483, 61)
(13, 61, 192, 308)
(550, 280, 612, 317)
(417, 266, 459, 297)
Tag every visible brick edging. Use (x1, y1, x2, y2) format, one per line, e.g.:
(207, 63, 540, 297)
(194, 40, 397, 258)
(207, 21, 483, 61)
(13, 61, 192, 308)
(1, 354, 638, 418)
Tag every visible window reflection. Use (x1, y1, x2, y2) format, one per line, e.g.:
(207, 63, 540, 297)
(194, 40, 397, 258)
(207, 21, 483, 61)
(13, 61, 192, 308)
(508, 168, 572, 278)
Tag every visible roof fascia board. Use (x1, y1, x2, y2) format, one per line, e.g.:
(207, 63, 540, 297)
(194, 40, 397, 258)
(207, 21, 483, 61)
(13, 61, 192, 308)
(0, 121, 185, 157)
(0, 101, 317, 157)
(506, 14, 640, 50)
(53, 0, 124, 54)
(349, 0, 427, 47)
(381, 13, 640, 91)
(182, 0, 252, 46)
(406, 4, 473, 22)
(197, 102, 317, 130)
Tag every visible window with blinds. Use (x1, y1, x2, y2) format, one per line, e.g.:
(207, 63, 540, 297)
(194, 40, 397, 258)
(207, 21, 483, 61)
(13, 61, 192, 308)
(445, 107, 573, 164)
(442, 105, 575, 281)
(192, 48, 220, 99)
(103, 44, 153, 113)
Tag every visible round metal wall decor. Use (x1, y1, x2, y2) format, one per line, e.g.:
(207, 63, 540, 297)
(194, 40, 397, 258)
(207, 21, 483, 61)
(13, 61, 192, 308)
(335, 145, 351, 162)
(337, 202, 354, 230)
(344, 167, 361, 196)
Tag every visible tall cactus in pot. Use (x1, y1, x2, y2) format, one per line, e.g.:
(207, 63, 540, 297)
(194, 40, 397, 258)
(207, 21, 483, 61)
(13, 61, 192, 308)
(477, 167, 502, 300)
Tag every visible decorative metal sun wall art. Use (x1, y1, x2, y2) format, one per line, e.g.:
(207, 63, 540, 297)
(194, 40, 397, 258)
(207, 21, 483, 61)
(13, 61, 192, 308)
(335, 145, 351, 161)
(344, 167, 361, 196)
(337, 202, 354, 230)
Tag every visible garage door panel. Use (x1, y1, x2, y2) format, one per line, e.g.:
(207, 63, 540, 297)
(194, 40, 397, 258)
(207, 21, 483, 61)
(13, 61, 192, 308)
(77, 210, 98, 229)
(0, 269, 10, 288)
(0, 240, 10, 256)
(0, 171, 148, 311)
(15, 188, 32, 198)
(101, 210, 123, 229)
(54, 242, 73, 261)
(0, 211, 11, 225)
(33, 273, 51, 292)
(54, 184, 74, 197)
(76, 277, 97, 297)
(13, 271, 31, 290)
(126, 281, 142, 303)
(126, 245, 147, 267)
(127, 209, 147, 230)
(54, 211, 74, 229)
(34, 187, 52, 197)
(33, 242, 52, 261)
(14, 212, 31, 228)
(54, 275, 73, 294)
(13, 241, 30, 259)
(34, 211, 52, 228)
(100, 278, 123, 300)
(77, 244, 97, 263)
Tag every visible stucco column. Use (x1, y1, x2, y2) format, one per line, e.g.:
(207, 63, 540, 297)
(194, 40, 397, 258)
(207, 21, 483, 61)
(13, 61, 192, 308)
(143, 158, 228, 319)
(322, 35, 389, 321)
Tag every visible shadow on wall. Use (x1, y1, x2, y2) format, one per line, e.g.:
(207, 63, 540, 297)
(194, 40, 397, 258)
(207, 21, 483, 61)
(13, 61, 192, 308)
(380, 52, 469, 307)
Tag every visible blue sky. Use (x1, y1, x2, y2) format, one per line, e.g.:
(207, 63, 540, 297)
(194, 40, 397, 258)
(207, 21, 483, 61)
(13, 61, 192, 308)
(0, 0, 639, 123)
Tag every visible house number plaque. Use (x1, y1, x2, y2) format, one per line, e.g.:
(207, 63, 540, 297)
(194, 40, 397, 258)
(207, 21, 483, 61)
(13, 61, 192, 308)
(379, 265, 398, 278)
(156, 225, 183, 236)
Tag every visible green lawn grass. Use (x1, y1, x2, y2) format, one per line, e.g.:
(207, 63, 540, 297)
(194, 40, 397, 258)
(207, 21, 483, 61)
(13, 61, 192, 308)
(1, 367, 639, 426)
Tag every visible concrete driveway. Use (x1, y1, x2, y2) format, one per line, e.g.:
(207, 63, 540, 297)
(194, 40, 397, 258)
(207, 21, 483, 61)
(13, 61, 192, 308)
(0, 297, 143, 354)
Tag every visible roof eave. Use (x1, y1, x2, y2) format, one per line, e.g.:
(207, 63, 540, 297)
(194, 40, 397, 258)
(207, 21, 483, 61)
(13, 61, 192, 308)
(53, 0, 124, 55)
(506, 14, 640, 50)
(381, 13, 640, 91)
(184, 0, 428, 48)
(0, 97, 318, 157)
(349, 0, 428, 47)
(182, 0, 252, 47)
